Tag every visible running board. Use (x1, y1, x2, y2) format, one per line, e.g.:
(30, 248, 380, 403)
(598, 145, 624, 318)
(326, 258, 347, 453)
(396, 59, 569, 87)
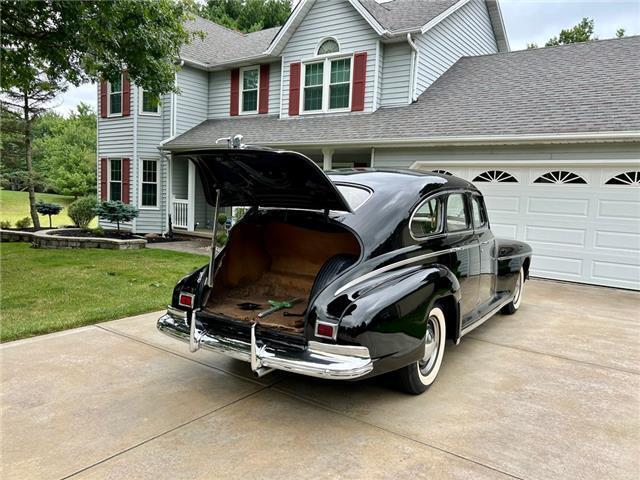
(459, 295, 513, 337)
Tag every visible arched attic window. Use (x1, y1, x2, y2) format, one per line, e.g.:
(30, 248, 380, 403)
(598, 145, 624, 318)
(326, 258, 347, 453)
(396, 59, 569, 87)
(605, 171, 640, 186)
(534, 171, 587, 184)
(316, 38, 340, 55)
(432, 169, 453, 176)
(473, 170, 517, 183)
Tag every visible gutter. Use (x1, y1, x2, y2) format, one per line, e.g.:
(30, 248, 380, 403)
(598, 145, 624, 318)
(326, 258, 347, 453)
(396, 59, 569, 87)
(406, 34, 418, 103)
(159, 131, 640, 151)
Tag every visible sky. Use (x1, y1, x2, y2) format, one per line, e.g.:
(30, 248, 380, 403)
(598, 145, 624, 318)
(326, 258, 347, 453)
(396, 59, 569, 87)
(51, 0, 640, 116)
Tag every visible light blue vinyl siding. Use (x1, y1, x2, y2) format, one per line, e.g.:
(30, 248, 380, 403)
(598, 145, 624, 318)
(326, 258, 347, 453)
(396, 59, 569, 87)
(280, 0, 379, 117)
(380, 42, 411, 107)
(208, 61, 281, 118)
(176, 66, 208, 134)
(415, 0, 498, 96)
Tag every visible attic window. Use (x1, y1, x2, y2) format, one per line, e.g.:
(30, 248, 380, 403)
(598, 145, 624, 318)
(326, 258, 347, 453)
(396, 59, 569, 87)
(473, 170, 517, 183)
(534, 171, 587, 184)
(605, 171, 640, 186)
(317, 38, 339, 55)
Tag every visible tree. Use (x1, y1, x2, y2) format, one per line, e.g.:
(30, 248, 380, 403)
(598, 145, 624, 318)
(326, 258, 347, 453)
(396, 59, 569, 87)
(95, 201, 139, 233)
(35, 103, 97, 197)
(1, 0, 198, 229)
(199, 0, 291, 33)
(616, 28, 626, 38)
(35, 201, 63, 228)
(68, 196, 99, 229)
(545, 17, 594, 47)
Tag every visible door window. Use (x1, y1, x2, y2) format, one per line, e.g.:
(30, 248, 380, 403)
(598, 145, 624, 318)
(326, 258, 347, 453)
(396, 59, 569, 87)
(445, 194, 470, 232)
(471, 196, 487, 229)
(410, 197, 441, 238)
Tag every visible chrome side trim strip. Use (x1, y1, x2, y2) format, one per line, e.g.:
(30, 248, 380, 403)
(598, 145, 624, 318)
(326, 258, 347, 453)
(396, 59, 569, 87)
(335, 244, 475, 296)
(460, 295, 513, 337)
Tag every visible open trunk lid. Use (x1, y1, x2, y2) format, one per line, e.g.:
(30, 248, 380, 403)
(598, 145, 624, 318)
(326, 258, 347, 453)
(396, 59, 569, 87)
(175, 148, 352, 212)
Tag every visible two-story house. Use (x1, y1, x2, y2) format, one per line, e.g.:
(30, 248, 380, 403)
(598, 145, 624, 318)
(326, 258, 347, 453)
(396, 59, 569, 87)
(97, 0, 640, 290)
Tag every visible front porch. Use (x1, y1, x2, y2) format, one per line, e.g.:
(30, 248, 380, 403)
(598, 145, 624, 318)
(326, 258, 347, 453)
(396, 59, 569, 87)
(168, 146, 374, 233)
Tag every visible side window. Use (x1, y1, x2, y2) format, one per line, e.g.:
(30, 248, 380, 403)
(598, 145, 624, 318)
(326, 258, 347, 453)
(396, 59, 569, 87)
(445, 194, 470, 232)
(410, 197, 441, 238)
(471, 196, 487, 229)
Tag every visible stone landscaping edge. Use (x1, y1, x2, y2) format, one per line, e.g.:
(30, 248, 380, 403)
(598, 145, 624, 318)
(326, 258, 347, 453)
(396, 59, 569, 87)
(0, 228, 146, 250)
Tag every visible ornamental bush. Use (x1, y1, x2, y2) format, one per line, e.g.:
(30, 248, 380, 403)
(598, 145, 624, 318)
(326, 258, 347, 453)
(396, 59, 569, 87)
(0, 220, 11, 229)
(94, 201, 139, 233)
(35, 201, 63, 228)
(68, 196, 98, 229)
(15, 217, 32, 229)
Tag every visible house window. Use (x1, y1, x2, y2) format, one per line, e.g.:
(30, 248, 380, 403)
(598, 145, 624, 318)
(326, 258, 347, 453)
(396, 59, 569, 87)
(605, 171, 640, 186)
(141, 159, 158, 207)
(108, 76, 122, 116)
(534, 171, 587, 184)
(109, 159, 122, 201)
(317, 38, 339, 55)
(302, 57, 351, 113)
(241, 67, 259, 113)
(140, 88, 160, 115)
(473, 170, 517, 183)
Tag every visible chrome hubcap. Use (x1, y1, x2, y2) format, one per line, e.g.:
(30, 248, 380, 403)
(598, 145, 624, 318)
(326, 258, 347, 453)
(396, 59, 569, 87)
(419, 317, 440, 375)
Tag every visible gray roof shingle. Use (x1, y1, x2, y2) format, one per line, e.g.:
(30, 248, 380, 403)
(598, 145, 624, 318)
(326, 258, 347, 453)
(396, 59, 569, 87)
(357, 0, 459, 32)
(180, 16, 279, 66)
(166, 36, 640, 149)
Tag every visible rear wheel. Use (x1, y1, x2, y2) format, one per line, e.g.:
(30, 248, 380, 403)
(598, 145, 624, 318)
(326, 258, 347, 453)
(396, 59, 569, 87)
(396, 306, 446, 395)
(501, 267, 524, 315)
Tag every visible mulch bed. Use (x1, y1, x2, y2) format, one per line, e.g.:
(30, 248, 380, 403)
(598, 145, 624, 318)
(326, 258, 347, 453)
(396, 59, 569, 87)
(46, 228, 185, 243)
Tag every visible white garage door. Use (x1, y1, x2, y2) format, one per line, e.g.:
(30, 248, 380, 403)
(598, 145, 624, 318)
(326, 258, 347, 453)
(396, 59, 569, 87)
(437, 166, 640, 290)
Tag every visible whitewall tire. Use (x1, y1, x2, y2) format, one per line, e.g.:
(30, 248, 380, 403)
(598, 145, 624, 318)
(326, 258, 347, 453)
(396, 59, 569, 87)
(502, 267, 524, 315)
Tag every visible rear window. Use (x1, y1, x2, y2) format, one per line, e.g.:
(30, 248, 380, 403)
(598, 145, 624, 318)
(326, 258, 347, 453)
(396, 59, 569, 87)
(336, 185, 371, 211)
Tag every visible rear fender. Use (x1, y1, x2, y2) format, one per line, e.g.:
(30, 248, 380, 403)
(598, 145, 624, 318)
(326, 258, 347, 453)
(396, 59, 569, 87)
(335, 264, 460, 361)
(496, 239, 533, 293)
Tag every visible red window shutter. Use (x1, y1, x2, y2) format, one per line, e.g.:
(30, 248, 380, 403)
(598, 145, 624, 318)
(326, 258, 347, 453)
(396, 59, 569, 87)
(351, 52, 367, 112)
(288, 62, 301, 116)
(100, 158, 108, 200)
(259, 64, 270, 114)
(230, 69, 240, 116)
(122, 73, 131, 116)
(122, 157, 131, 204)
(100, 82, 108, 118)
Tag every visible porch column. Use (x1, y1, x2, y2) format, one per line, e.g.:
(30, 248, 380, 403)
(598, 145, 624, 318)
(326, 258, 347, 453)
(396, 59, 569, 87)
(322, 147, 334, 171)
(187, 160, 196, 231)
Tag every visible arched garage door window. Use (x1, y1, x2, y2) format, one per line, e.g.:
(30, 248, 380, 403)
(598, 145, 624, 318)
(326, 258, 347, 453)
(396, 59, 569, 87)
(473, 170, 517, 183)
(605, 171, 640, 186)
(534, 171, 587, 184)
(432, 169, 452, 176)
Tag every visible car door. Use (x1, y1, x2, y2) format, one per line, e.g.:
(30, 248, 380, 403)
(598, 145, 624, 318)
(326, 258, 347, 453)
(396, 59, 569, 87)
(442, 192, 479, 323)
(470, 193, 497, 313)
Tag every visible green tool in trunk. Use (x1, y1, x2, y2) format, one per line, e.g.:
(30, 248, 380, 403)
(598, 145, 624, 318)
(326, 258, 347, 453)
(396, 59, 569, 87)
(257, 298, 303, 318)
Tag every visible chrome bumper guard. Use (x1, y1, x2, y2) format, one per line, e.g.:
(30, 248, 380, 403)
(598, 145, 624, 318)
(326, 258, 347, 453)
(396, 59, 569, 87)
(157, 311, 374, 380)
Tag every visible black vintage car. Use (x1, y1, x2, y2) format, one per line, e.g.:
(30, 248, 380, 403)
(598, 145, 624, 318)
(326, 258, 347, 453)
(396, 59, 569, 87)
(158, 145, 532, 394)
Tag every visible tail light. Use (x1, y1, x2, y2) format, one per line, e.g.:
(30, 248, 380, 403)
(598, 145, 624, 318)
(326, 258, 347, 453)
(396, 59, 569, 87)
(179, 292, 195, 308)
(315, 321, 337, 340)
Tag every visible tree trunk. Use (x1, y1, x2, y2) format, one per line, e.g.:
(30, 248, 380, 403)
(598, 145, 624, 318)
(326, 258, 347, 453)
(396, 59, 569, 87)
(23, 92, 41, 230)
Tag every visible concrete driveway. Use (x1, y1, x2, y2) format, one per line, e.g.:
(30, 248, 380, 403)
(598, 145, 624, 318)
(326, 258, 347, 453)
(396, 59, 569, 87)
(1, 279, 638, 480)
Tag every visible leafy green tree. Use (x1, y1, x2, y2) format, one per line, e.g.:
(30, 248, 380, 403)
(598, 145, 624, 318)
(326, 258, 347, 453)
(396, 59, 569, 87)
(199, 0, 291, 33)
(34, 103, 97, 197)
(1, 0, 198, 229)
(545, 17, 594, 46)
(94, 201, 139, 233)
(35, 201, 63, 228)
(616, 28, 626, 38)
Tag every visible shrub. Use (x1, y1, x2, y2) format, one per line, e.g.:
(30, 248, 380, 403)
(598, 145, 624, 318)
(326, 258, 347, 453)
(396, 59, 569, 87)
(0, 220, 11, 229)
(68, 196, 98, 229)
(35, 201, 63, 228)
(215, 231, 228, 246)
(94, 201, 139, 233)
(217, 213, 228, 226)
(15, 217, 32, 229)
(92, 226, 105, 236)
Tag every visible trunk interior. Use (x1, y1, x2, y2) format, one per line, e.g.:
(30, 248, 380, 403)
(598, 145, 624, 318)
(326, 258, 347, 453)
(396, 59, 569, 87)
(206, 220, 360, 334)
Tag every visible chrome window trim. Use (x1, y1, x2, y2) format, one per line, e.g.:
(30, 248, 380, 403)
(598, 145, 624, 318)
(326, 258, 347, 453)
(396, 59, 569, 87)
(332, 182, 373, 211)
(409, 193, 445, 241)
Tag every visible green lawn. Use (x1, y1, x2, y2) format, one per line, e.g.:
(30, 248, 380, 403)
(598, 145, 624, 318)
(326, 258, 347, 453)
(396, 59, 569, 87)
(0, 243, 207, 342)
(0, 189, 97, 228)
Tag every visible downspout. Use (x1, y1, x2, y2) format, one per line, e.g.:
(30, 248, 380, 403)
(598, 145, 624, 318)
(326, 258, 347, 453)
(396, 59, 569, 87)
(407, 33, 418, 103)
(132, 83, 138, 232)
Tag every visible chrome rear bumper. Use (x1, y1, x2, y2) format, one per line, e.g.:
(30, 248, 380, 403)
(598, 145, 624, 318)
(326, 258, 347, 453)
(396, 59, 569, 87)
(157, 311, 373, 380)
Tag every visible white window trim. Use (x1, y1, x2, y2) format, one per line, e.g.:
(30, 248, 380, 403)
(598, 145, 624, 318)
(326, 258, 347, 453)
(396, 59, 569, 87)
(315, 37, 341, 56)
(301, 54, 353, 114)
(107, 75, 123, 118)
(139, 158, 159, 209)
(107, 158, 123, 202)
(240, 66, 260, 115)
(138, 87, 161, 116)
